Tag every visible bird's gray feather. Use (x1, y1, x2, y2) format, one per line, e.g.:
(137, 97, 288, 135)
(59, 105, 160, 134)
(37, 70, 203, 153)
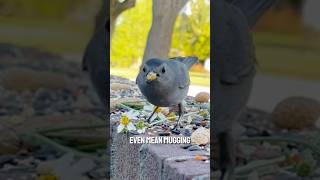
(170, 56, 198, 69)
(213, 0, 256, 84)
(137, 57, 193, 107)
(169, 60, 190, 89)
(225, 0, 278, 28)
(82, 20, 108, 107)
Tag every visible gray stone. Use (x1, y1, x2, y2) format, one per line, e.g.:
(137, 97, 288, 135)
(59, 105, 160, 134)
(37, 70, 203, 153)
(188, 145, 202, 151)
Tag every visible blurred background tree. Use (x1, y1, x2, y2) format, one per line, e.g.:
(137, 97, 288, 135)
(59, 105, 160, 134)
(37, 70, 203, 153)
(110, 0, 136, 36)
(111, 0, 152, 67)
(170, 0, 210, 61)
(142, 0, 188, 62)
(111, 0, 210, 68)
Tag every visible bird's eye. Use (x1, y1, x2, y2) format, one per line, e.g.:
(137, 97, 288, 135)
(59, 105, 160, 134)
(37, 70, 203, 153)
(162, 67, 165, 73)
(143, 67, 146, 72)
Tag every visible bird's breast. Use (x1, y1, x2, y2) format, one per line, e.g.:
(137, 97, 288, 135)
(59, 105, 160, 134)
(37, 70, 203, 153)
(139, 81, 187, 107)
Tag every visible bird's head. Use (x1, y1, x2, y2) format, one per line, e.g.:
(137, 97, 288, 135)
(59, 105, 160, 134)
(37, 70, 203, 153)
(139, 58, 172, 85)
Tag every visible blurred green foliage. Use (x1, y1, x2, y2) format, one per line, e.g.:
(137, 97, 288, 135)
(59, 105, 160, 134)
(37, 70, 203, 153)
(111, 0, 210, 67)
(111, 0, 152, 67)
(171, 0, 210, 61)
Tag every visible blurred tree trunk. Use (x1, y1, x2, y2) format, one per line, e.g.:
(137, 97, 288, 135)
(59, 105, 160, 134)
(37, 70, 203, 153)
(110, 0, 136, 37)
(143, 0, 188, 62)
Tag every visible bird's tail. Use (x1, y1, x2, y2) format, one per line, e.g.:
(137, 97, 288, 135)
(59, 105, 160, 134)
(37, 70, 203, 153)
(170, 56, 199, 69)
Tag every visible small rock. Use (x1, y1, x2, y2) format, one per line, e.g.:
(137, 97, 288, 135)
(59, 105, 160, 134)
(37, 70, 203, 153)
(166, 155, 195, 162)
(191, 127, 210, 145)
(180, 144, 192, 149)
(158, 132, 171, 136)
(182, 129, 192, 137)
(174, 157, 188, 162)
(192, 116, 204, 126)
(201, 120, 208, 126)
(111, 83, 130, 91)
(129, 131, 140, 135)
(272, 96, 320, 130)
(171, 128, 181, 135)
(195, 155, 203, 161)
(195, 92, 210, 103)
(184, 125, 193, 130)
(188, 145, 202, 151)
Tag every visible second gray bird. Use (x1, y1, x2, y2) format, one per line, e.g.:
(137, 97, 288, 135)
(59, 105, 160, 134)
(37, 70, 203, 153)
(136, 57, 198, 133)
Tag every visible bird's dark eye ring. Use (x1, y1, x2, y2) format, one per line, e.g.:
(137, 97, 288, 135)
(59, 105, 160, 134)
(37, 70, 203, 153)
(156, 73, 159, 77)
(143, 67, 146, 72)
(162, 67, 165, 73)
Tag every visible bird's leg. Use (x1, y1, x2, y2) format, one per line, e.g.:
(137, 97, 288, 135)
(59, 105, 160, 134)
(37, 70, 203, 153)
(219, 131, 235, 180)
(172, 103, 183, 134)
(146, 106, 159, 123)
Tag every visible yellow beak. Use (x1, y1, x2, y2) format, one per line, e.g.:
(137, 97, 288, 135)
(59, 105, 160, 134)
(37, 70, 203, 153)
(146, 71, 157, 81)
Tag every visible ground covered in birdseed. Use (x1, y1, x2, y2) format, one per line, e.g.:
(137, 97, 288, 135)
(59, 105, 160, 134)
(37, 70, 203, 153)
(0, 43, 107, 180)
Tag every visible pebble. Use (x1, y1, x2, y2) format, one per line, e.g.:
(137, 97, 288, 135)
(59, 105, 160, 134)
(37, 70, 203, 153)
(272, 96, 320, 130)
(171, 128, 181, 135)
(158, 132, 171, 136)
(200, 120, 208, 126)
(191, 127, 210, 145)
(129, 131, 140, 135)
(191, 116, 204, 126)
(174, 157, 188, 162)
(180, 144, 192, 149)
(182, 129, 192, 137)
(195, 92, 210, 103)
(110, 83, 130, 91)
(188, 145, 202, 151)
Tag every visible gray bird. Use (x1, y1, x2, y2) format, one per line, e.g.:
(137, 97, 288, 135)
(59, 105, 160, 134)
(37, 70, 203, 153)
(136, 57, 198, 133)
(213, 0, 278, 179)
(82, 19, 108, 109)
(82, 0, 108, 109)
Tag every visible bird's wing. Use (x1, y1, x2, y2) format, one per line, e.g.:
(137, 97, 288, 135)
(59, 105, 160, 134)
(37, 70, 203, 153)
(170, 57, 198, 69)
(170, 61, 190, 89)
(225, 0, 278, 28)
(81, 19, 108, 106)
